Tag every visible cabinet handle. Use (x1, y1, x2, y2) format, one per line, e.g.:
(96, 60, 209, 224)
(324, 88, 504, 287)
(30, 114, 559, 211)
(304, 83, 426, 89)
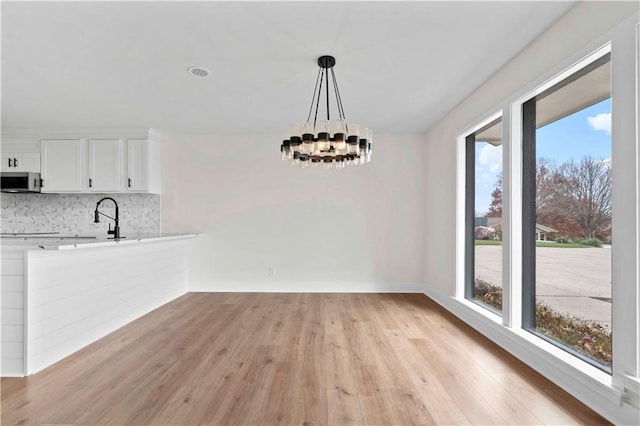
(14, 158, 18, 167)
(128, 178, 132, 188)
(40, 179, 44, 188)
(89, 178, 93, 188)
(7, 158, 12, 167)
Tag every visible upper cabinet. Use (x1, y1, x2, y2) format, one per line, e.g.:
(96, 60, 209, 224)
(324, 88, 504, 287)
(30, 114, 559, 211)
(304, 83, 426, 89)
(39, 136, 160, 194)
(88, 139, 122, 192)
(127, 139, 148, 191)
(0, 153, 41, 172)
(126, 139, 160, 194)
(41, 139, 85, 192)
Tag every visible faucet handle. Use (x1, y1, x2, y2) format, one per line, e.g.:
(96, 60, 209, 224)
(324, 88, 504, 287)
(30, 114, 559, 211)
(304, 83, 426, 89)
(108, 223, 114, 235)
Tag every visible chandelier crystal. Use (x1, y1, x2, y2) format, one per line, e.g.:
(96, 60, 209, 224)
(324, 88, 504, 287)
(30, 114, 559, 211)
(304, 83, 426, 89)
(281, 55, 372, 168)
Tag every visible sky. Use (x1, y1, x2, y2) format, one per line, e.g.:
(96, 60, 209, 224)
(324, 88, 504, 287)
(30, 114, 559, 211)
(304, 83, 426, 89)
(475, 98, 612, 216)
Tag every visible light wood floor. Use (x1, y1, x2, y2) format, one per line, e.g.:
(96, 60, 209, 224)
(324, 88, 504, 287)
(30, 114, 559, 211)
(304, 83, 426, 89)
(2, 293, 610, 425)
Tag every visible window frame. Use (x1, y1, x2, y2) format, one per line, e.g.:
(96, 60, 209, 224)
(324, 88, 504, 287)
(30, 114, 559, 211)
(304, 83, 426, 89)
(457, 111, 503, 315)
(520, 49, 613, 372)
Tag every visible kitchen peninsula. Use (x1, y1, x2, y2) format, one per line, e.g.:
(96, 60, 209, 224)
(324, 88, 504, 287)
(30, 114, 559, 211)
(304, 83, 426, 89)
(1, 233, 198, 376)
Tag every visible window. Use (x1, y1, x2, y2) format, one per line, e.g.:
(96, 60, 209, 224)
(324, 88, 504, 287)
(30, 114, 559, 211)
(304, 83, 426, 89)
(522, 53, 612, 371)
(465, 117, 503, 313)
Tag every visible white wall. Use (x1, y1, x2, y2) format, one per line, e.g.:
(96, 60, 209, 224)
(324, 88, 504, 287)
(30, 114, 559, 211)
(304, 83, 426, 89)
(161, 133, 425, 291)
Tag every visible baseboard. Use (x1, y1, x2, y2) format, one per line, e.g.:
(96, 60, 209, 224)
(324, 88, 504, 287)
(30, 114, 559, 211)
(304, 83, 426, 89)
(423, 284, 639, 426)
(188, 280, 424, 293)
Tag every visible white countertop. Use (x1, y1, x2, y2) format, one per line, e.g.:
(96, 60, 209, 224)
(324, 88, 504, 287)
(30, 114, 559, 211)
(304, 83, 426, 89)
(0, 233, 200, 251)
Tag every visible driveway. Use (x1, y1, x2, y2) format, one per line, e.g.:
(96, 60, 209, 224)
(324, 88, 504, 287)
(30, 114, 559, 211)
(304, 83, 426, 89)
(475, 245, 611, 328)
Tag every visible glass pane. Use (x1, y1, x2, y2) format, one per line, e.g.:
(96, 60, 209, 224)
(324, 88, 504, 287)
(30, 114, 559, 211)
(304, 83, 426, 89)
(533, 59, 612, 369)
(473, 119, 503, 312)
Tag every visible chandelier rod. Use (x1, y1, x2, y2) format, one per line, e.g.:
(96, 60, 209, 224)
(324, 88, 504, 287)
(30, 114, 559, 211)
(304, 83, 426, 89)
(326, 68, 330, 121)
(306, 67, 322, 124)
(330, 68, 347, 124)
(313, 70, 325, 130)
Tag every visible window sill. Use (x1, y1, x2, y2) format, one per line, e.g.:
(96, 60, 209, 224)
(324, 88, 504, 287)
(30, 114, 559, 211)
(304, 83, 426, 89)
(510, 327, 613, 386)
(457, 296, 503, 323)
(624, 374, 640, 396)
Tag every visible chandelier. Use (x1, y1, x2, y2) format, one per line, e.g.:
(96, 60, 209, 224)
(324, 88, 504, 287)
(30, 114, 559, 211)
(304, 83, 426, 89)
(280, 55, 372, 168)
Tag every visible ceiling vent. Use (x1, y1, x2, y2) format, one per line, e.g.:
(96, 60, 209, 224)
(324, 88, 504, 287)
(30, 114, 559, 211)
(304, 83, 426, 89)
(187, 66, 210, 78)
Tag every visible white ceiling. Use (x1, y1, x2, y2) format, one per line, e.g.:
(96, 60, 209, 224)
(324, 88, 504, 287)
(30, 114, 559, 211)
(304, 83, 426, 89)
(1, 1, 576, 134)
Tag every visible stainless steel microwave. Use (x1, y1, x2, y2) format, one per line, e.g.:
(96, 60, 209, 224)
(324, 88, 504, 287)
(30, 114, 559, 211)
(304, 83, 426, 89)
(1, 172, 41, 193)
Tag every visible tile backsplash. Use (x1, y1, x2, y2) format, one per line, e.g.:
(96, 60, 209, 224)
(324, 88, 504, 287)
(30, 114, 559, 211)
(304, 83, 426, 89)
(1, 193, 160, 235)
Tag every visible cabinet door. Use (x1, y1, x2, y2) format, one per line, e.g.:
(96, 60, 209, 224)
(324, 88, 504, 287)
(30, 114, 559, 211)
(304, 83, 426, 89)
(127, 139, 148, 191)
(41, 140, 84, 192)
(0, 153, 40, 172)
(88, 140, 121, 192)
(0, 154, 16, 172)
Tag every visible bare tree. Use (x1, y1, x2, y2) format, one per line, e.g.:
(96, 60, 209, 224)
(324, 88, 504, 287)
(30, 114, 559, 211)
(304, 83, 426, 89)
(485, 174, 502, 217)
(536, 157, 557, 215)
(485, 158, 554, 218)
(552, 157, 612, 239)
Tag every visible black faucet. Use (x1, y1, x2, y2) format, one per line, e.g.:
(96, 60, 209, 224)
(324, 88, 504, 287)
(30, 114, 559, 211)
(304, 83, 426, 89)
(94, 197, 121, 239)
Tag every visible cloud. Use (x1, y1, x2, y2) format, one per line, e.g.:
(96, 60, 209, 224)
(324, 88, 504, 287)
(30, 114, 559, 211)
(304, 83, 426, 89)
(477, 144, 502, 173)
(587, 113, 611, 135)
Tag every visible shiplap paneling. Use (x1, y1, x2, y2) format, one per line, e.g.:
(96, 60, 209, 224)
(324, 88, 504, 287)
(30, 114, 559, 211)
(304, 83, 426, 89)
(1, 325, 24, 341)
(1, 258, 26, 275)
(1, 276, 26, 292)
(1, 309, 24, 325)
(26, 239, 189, 374)
(1, 292, 24, 309)
(1, 250, 25, 376)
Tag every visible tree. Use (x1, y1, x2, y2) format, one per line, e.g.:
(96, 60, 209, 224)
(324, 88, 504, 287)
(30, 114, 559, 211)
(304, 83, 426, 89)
(485, 174, 502, 217)
(552, 157, 612, 239)
(535, 157, 557, 215)
(484, 157, 612, 240)
(485, 158, 556, 218)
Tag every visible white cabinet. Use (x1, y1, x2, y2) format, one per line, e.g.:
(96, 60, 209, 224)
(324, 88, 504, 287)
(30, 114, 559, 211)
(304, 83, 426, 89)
(38, 135, 160, 194)
(1, 153, 40, 172)
(88, 139, 121, 192)
(127, 139, 148, 191)
(40, 140, 84, 192)
(126, 139, 160, 194)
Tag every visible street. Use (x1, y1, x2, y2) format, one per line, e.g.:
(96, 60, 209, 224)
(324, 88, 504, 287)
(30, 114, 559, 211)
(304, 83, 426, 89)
(475, 245, 612, 328)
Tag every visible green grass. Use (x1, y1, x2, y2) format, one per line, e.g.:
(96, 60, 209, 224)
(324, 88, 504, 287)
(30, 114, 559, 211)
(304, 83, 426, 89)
(535, 241, 590, 248)
(475, 240, 590, 248)
(474, 240, 502, 246)
(473, 279, 611, 366)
